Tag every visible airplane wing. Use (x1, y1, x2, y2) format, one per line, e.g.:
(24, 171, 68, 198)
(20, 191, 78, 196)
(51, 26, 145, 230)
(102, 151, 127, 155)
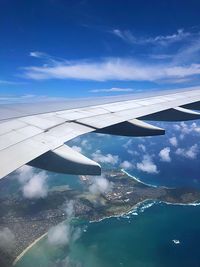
(1, 87, 200, 179)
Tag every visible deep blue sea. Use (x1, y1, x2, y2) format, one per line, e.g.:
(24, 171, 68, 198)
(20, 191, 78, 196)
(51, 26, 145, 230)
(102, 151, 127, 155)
(14, 122, 200, 267)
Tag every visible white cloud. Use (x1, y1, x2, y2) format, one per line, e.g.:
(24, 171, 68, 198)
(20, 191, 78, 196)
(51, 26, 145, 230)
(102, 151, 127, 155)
(174, 122, 200, 139)
(23, 56, 200, 83)
(89, 176, 113, 195)
(48, 200, 81, 247)
(0, 228, 15, 252)
(22, 171, 48, 199)
(169, 136, 178, 147)
(120, 160, 134, 170)
(16, 165, 35, 184)
(79, 139, 92, 150)
(17, 166, 49, 199)
(90, 87, 134, 93)
(159, 147, 171, 162)
(175, 144, 199, 159)
(136, 155, 159, 174)
(48, 223, 80, 247)
(64, 200, 75, 218)
(92, 150, 119, 165)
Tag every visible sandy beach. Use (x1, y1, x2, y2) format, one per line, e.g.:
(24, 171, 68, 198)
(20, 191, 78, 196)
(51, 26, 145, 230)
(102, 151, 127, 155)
(12, 233, 47, 266)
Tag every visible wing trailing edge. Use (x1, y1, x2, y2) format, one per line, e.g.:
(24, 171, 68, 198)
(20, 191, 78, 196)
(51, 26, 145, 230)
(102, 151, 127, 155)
(96, 119, 165, 137)
(139, 107, 200, 121)
(28, 144, 101, 176)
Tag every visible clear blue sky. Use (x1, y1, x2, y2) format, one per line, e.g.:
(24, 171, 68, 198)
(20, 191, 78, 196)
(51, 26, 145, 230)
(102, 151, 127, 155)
(1, 0, 200, 98)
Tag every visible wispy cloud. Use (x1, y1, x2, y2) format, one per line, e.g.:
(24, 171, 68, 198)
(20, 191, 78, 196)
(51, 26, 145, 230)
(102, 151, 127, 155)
(112, 28, 192, 46)
(22, 57, 200, 83)
(120, 160, 134, 170)
(92, 150, 119, 165)
(172, 39, 200, 64)
(29, 51, 67, 64)
(169, 136, 178, 147)
(71, 145, 82, 153)
(30, 51, 48, 58)
(90, 87, 134, 93)
(89, 176, 113, 195)
(48, 200, 81, 247)
(0, 80, 25, 85)
(0, 228, 15, 252)
(112, 28, 200, 71)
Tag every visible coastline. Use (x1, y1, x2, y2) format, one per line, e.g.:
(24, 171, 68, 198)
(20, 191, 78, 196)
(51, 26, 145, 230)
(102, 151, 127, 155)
(11, 170, 200, 265)
(12, 199, 200, 265)
(90, 198, 200, 223)
(121, 169, 174, 189)
(121, 169, 159, 188)
(12, 233, 47, 266)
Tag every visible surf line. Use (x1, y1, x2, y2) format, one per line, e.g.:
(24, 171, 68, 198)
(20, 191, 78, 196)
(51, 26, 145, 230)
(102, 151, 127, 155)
(12, 233, 48, 266)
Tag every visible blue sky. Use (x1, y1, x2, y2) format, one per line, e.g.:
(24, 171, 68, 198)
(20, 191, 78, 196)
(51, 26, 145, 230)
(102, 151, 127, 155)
(1, 0, 200, 98)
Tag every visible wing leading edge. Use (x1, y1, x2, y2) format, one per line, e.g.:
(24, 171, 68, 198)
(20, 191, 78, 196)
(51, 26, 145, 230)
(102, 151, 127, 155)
(1, 87, 200, 179)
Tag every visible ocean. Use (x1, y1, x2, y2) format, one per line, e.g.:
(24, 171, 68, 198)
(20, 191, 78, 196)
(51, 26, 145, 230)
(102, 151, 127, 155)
(15, 202, 200, 267)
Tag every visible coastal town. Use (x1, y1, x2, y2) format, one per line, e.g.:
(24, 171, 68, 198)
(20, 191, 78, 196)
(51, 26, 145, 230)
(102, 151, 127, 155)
(1, 170, 200, 267)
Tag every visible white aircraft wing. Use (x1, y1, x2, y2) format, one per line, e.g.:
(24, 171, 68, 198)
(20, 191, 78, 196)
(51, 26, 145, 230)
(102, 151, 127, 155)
(1, 87, 200, 179)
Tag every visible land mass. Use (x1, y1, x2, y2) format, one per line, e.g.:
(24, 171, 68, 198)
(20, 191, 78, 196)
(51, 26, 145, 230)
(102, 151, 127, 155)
(0, 170, 200, 267)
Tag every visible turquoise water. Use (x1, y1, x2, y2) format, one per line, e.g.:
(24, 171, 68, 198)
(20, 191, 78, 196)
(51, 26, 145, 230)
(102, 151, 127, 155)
(47, 172, 83, 191)
(15, 202, 200, 267)
(0, 172, 83, 198)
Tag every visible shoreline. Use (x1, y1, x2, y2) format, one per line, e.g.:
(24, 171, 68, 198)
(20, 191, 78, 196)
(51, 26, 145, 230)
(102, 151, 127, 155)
(121, 169, 158, 188)
(11, 170, 200, 265)
(12, 233, 47, 266)
(90, 198, 200, 223)
(121, 169, 174, 189)
(12, 199, 200, 265)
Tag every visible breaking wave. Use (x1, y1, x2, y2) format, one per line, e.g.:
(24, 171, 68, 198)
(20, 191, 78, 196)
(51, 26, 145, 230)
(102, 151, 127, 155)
(121, 169, 172, 189)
